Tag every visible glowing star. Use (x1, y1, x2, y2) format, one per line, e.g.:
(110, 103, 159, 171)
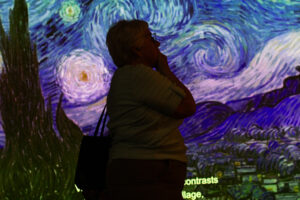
(56, 49, 111, 104)
(59, 0, 81, 23)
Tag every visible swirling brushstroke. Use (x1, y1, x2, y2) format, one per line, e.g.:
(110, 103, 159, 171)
(132, 0, 194, 35)
(85, 0, 193, 54)
(26, 0, 57, 26)
(177, 23, 246, 78)
(86, 0, 136, 53)
(257, 0, 297, 6)
(189, 31, 300, 103)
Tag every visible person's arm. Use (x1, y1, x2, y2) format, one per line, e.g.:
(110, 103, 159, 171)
(155, 53, 196, 119)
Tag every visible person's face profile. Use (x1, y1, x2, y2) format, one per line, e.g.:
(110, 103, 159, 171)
(131, 28, 160, 68)
(144, 29, 160, 47)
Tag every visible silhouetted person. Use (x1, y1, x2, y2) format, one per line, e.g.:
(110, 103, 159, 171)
(100, 19, 196, 200)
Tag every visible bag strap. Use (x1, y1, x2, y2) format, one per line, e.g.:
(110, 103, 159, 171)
(94, 104, 108, 137)
(100, 107, 108, 137)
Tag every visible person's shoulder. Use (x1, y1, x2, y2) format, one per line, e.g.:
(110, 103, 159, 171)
(135, 64, 161, 76)
(117, 64, 164, 83)
(113, 65, 134, 77)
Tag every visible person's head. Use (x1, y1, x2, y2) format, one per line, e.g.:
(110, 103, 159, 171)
(106, 19, 160, 68)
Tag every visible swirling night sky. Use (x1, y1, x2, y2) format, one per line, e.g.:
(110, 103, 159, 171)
(0, 0, 300, 144)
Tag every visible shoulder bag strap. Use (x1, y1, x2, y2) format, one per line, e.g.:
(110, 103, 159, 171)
(94, 104, 107, 137)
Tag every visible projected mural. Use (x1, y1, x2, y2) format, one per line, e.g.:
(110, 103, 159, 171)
(0, 0, 300, 199)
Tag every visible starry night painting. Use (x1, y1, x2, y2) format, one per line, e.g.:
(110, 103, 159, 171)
(0, 0, 300, 199)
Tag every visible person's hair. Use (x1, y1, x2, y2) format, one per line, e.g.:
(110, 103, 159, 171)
(106, 19, 148, 68)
